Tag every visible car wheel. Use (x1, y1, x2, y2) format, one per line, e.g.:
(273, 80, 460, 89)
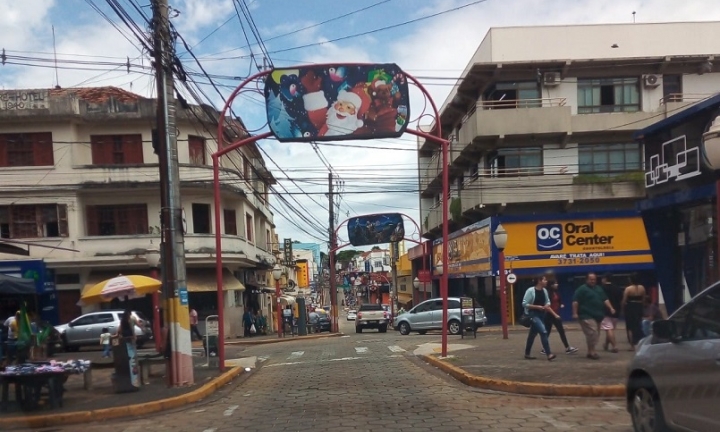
(379, 326, 387, 333)
(398, 322, 410, 336)
(631, 384, 670, 432)
(355, 326, 362, 333)
(448, 320, 461, 335)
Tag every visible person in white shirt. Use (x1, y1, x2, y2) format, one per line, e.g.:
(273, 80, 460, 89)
(100, 327, 112, 358)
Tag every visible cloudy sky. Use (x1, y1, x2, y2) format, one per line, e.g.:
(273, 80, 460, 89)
(2, 0, 720, 252)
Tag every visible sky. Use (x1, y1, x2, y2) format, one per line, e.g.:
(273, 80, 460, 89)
(2, 0, 720, 253)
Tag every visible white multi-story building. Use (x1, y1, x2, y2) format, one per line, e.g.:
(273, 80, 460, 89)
(0, 86, 277, 337)
(352, 249, 391, 273)
(419, 21, 720, 234)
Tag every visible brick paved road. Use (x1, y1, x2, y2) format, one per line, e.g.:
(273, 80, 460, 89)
(49, 318, 633, 432)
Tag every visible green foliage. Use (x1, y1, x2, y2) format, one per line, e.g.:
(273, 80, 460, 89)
(450, 197, 462, 223)
(573, 171, 645, 185)
(336, 250, 361, 262)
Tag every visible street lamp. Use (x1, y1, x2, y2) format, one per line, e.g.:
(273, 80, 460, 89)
(272, 264, 283, 338)
(436, 259, 448, 357)
(145, 248, 162, 353)
(493, 223, 509, 340)
(703, 116, 720, 299)
(413, 276, 420, 300)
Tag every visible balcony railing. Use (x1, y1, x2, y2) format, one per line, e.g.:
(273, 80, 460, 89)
(478, 97, 567, 110)
(659, 93, 716, 105)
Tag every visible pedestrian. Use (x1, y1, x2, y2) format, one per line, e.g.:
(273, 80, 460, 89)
(521, 276, 556, 361)
(572, 273, 616, 360)
(189, 307, 203, 341)
(542, 280, 578, 355)
(100, 327, 112, 358)
(600, 273, 624, 353)
(5, 312, 19, 364)
(622, 273, 646, 350)
(114, 309, 136, 346)
(641, 296, 663, 337)
(242, 307, 254, 338)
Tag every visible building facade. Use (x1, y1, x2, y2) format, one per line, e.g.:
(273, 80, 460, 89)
(0, 87, 277, 337)
(416, 22, 720, 323)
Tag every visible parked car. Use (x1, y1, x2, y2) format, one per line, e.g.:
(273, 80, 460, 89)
(395, 297, 487, 336)
(347, 310, 357, 321)
(315, 313, 331, 332)
(55, 310, 153, 351)
(626, 282, 720, 432)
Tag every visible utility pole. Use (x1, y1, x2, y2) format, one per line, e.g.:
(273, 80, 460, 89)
(390, 242, 398, 325)
(328, 172, 339, 333)
(152, 0, 193, 386)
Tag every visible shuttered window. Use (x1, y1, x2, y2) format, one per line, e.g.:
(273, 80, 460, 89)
(0, 204, 69, 238)
(91, 134, 144, 165)
(0, 133, 54, 167)
(223, 209, 237, 235)
(85, 204, 148, 236)
(189, 136, 206, 165)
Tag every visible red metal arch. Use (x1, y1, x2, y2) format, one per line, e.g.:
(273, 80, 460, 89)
(212, 64, 451, 370)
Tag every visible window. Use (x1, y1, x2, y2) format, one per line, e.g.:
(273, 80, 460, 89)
(246, 213, 253, 242)
(56, 274, 80, 284)
(483, 82, 540, 109)
(487, 147, 543, 177)
(243, 158, 251, 179)
(91, 134, 143, 165)
(0, 133, 54, 167)
(223, 209, 237, 235)
(579, 143, 642, 174)
(0, 204, 68, 238)
(663, 75, 682, 103)
(188, 135, 206, 165)
(266, 229, 271, 251)
(192, 203, 211, 234)
(85, 204, 148, 236)
(577, 78, 640, 113)
(448, 299, 461, 309)
(95, 313, 115, 324)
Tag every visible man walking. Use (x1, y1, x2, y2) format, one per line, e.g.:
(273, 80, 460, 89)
(572, 273, 616, 360)
(189, 307, 203, 341)
(600, 273, 623, 353)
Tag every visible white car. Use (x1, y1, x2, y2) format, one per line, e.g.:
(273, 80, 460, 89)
(346, 310, 357, 321)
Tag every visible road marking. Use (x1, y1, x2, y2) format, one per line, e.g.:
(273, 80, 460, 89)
(355, 347, 368, 354)
(356, 339, 383, 343)
(287, 351, 304, 360)
(388, 345, 406, 353)
(265, 355, 406, 368)
(202, 429, 216, 432)
(257, 356, 269, 363)
(223, 405, 239, 417)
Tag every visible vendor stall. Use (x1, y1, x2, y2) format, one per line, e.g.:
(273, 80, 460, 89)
(0, 359, 91, 411)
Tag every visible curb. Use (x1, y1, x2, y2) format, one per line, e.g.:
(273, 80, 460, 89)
(421, 355, 625, 398)
(0, 366, 245, 430)
(225, 332, 344, 345)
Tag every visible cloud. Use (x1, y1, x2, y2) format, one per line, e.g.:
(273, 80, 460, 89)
(175, 0, 234, 33)
(0, 0, 55, 51)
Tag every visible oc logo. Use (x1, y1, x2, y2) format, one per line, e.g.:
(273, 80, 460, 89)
(536, 224, 563, 251)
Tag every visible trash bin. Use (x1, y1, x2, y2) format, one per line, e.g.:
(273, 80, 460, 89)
(111, 337, 140, 393)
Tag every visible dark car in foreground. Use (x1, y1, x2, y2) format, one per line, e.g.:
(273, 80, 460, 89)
(626, 282, 720, 432)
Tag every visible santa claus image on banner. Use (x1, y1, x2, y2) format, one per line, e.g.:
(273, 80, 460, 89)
(301, 71, 371, 137)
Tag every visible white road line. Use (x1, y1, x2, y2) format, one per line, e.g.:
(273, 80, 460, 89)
(202, 429, 217, 432)
(287, 351, 304, 360)
(265, 355, 402, 368)
(257, 356, 269, 363)
(388, 345, 406, 353)
(223, 405, 239, 417)
(355, 347, 368, 354)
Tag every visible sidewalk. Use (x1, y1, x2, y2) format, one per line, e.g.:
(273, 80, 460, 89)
(419, 325, 632, 397)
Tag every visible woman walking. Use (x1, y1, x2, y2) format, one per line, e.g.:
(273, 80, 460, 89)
(522, 276, 557, 361)
(622, 274, 646, 350)
(542, 281, 578, 355)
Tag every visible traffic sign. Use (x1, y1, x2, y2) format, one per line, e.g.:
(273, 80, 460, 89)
(506, 273, 517, 284)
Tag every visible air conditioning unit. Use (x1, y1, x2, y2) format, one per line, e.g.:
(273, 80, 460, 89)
(643, 74, 660, 88)
(543, 72, 561, 86)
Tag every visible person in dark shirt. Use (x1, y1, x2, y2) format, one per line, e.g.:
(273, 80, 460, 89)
(573, 273, 616, 360)
(542, 280, 578, 355)
(600, 273, 624, 353)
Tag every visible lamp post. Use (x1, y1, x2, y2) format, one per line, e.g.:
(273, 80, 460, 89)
(493, 223, 509, 340)
(146, 248, 162, 353)
(436, 259, 448, 357)
(413, 277, 420, 305)
(272, 264, 283, 338)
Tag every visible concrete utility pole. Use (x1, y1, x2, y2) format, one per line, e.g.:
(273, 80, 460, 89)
(328, 172, 339, 333)
(152, 0, 193, 386)
(390, 242, 398, 323)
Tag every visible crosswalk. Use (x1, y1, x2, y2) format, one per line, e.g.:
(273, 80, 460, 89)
(258, 345, 408, 368)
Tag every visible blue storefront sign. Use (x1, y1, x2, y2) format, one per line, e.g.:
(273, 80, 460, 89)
(0, 259, 59, 325)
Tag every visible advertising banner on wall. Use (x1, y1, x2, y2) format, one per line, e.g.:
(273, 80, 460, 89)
(502, 216, 653, 273)
(347, 213, 405, 247)
(265, 64, 410, 142)
(432, 220, 492, 277)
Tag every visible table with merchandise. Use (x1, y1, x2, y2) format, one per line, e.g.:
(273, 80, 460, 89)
(0, 360, 91, 411)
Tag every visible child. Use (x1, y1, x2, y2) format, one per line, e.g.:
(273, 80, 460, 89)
(100, 327, 112, 358)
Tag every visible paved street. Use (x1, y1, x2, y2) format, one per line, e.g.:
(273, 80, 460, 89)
(48, 317, 634, 432)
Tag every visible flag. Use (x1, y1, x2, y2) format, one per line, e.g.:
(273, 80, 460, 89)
(16, 303, 33, 349)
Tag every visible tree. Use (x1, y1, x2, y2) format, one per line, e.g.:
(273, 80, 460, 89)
(371, 246, 381, 251)
(336, 250, 361, 262)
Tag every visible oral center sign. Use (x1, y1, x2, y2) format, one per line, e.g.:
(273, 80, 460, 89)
(536, 222, 615, 251)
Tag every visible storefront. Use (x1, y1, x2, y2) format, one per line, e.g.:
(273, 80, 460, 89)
(635, 93, 720, 314)
(0, 260, 58, 325)
(496, 212, 655, 321)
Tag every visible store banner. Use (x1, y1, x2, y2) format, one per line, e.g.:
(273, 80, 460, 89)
(503, 216, 653, 270)
(432, 221, 492, 277)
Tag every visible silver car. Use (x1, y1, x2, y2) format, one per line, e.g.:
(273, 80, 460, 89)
(395, 297, 487, 335)
(55, 310, 153, 351)
(626, 282, 720, 432)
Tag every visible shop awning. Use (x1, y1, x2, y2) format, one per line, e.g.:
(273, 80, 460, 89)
(186, 269, 245, 292)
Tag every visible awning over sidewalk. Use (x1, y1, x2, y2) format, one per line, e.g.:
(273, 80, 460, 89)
(186, 268, 245, 292)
